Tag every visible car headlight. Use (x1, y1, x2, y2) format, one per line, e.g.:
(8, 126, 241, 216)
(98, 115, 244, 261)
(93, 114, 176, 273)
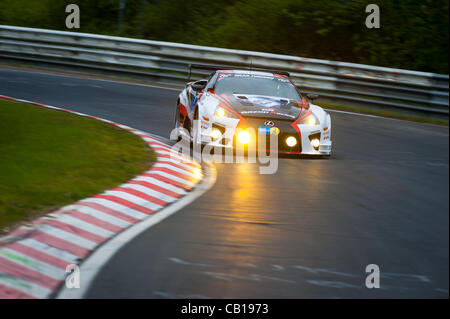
(285, 136, 297, 147)
(299, 114, 320, 126)
(215, 107, 238, 119)
(310, 138, 320, 149)
(216, 107, 226, 118)
(210, 128, 222, 141)
(237, 130, 251, 144)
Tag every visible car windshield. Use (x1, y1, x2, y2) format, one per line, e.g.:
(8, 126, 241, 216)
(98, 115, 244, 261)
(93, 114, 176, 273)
(214, 72, 300, 100)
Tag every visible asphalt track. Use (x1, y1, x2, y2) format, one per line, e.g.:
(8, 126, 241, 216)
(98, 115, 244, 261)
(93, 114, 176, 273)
(0, 68, 448, 298)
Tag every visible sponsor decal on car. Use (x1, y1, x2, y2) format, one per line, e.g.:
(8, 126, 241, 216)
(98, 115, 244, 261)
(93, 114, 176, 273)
(240, 110, 296, 119)
(258, 126, 280, 136)
(201, 119, 209, 129)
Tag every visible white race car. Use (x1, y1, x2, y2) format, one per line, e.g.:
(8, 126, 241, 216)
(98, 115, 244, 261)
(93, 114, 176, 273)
(172, 65, 332, 156)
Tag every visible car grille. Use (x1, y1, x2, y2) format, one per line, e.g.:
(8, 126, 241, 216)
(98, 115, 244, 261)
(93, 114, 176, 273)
(236, 118, 302, 153)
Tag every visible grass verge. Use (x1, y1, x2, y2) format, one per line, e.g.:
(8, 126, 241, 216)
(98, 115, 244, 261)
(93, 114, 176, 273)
(0, 99, 155, 232)
(316, 101, 449, 126)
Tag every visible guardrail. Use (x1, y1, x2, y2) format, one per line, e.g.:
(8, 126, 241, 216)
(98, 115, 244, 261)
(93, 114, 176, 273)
(0, 25, 448, 116)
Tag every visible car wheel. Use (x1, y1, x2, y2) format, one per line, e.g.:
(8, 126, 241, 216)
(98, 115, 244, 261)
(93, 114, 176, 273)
(191, 108, 204, 151)
(173, 101, 182, 142)
(192, 107, 199, 143)
(174, 101, 180, 128)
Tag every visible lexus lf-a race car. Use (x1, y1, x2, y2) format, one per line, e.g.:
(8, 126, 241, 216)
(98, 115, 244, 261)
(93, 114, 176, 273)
(172, 65, 332, 156)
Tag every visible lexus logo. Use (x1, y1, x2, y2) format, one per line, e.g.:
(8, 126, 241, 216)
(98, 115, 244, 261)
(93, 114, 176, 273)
(264, 120, 275, 127)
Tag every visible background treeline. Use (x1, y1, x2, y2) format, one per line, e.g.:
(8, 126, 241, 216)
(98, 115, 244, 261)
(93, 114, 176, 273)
(0, 0, 448, 74)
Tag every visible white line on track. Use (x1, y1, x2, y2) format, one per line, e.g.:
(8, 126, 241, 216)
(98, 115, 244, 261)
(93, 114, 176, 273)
(325, 108, 382, 118)
(56, 161, 216, 299)
(325, 108, 449, 128)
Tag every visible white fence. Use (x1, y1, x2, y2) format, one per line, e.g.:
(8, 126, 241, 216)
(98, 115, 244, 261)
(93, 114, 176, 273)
(0, 25, 448, 115)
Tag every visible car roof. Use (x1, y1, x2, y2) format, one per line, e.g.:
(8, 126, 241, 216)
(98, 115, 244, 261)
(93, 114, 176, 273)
(188, 64, 290, 80)
(217, 69, 286, 77)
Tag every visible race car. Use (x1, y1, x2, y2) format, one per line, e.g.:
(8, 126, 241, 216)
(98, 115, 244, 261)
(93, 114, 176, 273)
(172, 65, 332, 156)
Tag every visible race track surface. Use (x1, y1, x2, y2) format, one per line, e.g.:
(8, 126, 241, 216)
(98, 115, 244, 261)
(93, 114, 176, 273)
(1, 68, 448, 298)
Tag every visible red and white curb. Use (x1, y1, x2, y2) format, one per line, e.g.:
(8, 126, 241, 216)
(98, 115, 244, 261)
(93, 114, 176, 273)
(0, 95, 203, 299)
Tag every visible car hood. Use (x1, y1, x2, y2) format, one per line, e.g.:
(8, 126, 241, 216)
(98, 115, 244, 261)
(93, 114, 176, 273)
(216, 94, 307, 121)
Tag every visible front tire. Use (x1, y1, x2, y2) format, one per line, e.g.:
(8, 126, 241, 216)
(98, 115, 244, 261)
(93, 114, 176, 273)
(191, 107, 199, 145)
(172, 101, 182, 142)
(191, 107, 206, 152)
(174, 101, 180, 128)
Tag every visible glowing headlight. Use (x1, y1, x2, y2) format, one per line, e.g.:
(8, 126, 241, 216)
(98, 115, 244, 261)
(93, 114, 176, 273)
(216, 107, 226, 118)
(307, 117, 317, 126)
(306, 115, 317, 125)
(210, 128, 222, 141)
(285, 136, 297, 147)
(300, 114, 319, 126)
(310, 138, 320, 148)
(237, 130, 251, 144)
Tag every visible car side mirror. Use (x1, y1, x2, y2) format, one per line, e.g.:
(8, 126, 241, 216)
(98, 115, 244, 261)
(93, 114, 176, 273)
(306, 93, 319, 101)
(191, 80, 207, 92)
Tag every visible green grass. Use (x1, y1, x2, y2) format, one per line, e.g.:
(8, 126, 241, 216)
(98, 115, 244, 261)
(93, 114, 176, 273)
(0, 99, 155, 232)
(316, 101, 449, 126)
